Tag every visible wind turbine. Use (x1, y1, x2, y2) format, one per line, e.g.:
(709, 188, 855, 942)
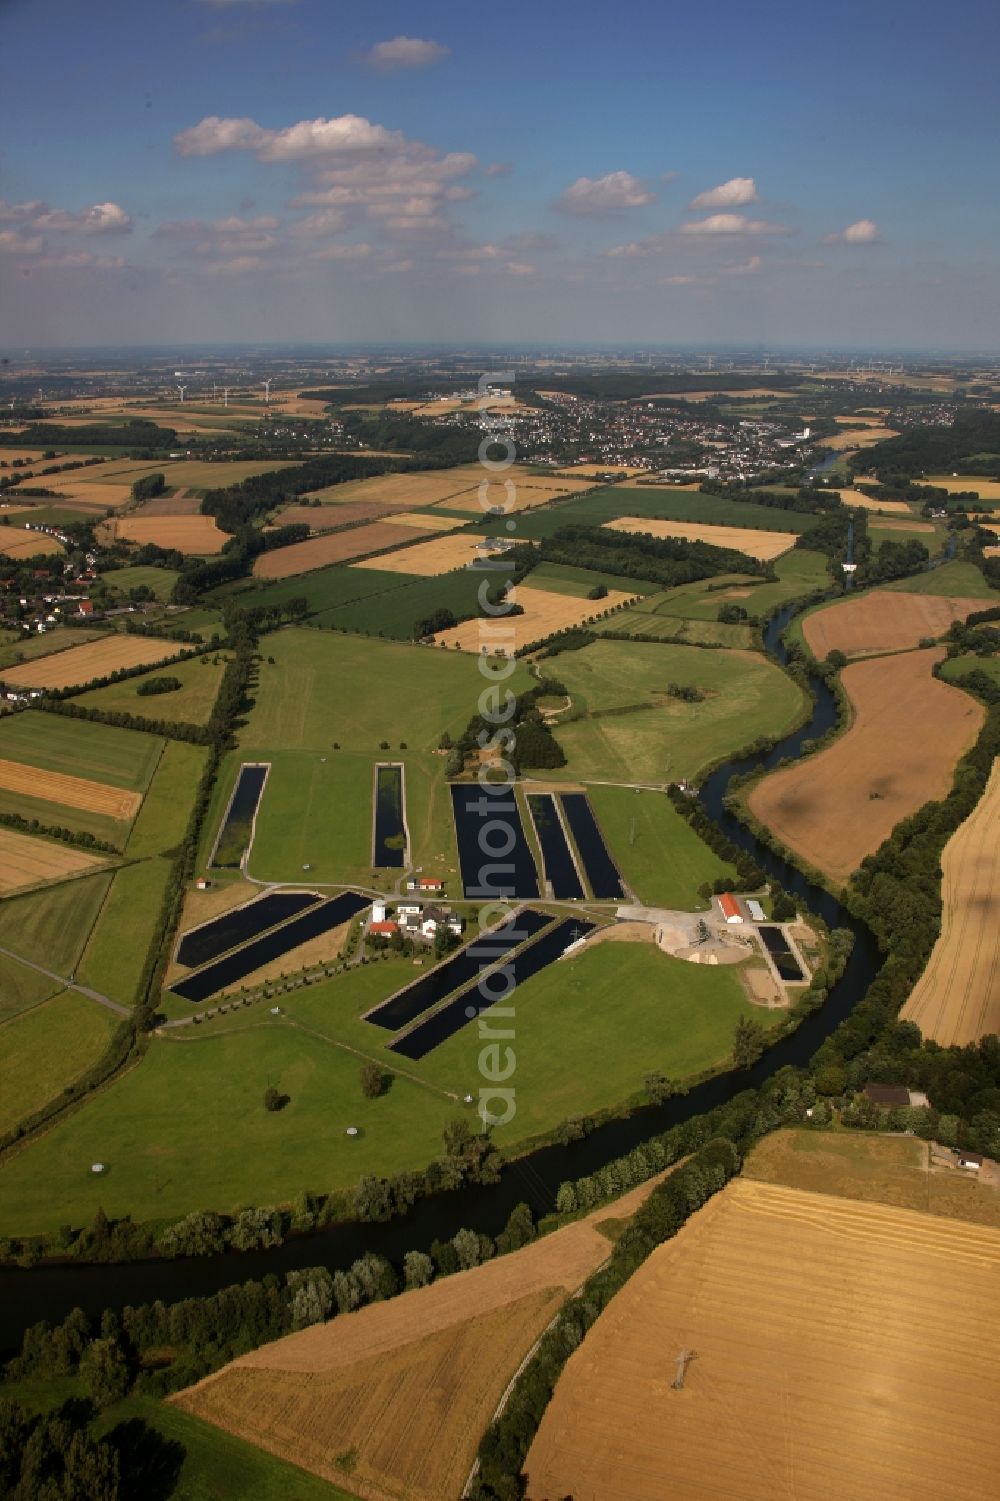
(223, 387, 229, 407)
(176, 384, 187, 404)
(261, 379, 271, 405)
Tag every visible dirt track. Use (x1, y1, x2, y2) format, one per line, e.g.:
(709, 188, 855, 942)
(902, 758, 1000, 1045)
(748, 648, 984, 884)
(526, 1176, 1000, 1501)
(803, 589, 986, 658)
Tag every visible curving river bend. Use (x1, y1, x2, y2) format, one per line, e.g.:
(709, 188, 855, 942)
(0, 605, 883, 1353)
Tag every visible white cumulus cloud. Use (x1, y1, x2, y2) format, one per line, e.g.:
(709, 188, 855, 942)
(555, 171, 654, 216)
(824, 218, 881, 244)
(689, 177, 758, 210)
(679, 213, 787, 236)
(360, 36, 450, 71)
(0, 198, 132, 234)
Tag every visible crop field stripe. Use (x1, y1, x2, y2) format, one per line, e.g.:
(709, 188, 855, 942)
(170, 891, 369, 1003)
(526, 793, 585, 900)
(175, 891, 322, 969)
(388, 916, 597, 1060)
(0, 757, 141, 821)
(559, 793, 625, 899)
(363, 908, 554, 1032)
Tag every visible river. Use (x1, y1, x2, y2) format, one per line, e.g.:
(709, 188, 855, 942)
(0, 606, 882, 1354)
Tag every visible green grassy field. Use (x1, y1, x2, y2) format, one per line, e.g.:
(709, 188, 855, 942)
(597, 604, 756, 649)
(0, 935, 776, 1233)
(2, 1380, 352, 1501)
(0, 712, 163, 791)
(0, 870, 114, 973)
(587, 785, 736, 908)
(77, 652, 231, 727)
(212, 628, 531, 885)
(533, 639, 806, 785)
(939, 652, 1000, 688)
(0, 952, 60, 1022)
(235, 563, 419, 616)
(0, 626, 110, 670)
(882, 559, 997, 598)
(528, 560, 662, 597)
(474, 487, 820, 541)
(314, 563, 519, 638)
(127, 741, 208, 859)
(0, 989, 117, 1133)
(77, 858, 173, 1006)
(868, 523, 945, 553)
(170, 605, 225, 638)
(99, 564, 180, 600)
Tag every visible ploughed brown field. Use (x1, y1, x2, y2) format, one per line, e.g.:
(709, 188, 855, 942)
(0, 758, 140, 820)
(748, 649, 984, 884)
(272, 501, 396, 531)
(174, 1176, 666, 1501)
(603, 515, 797, 561)
(0, 828, 108, 893)
(130, 491, 203, 517)
(434, 582, 636, 653)
(525, 1176, 1000, 1501)
(253, 521, 434, 578)
(1, 635, 184, 691)
(803, 589, 987, 658)
(902, 758, 1000, 1046)
(111, 515, 228, 554)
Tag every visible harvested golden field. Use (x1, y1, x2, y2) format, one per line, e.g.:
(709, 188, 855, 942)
(433, 582, 636, 654)
(382, 510, 460, 531)
(47, 484, 133, 509)
(309, 467, 486, 508)
(604, 514, 797, 561)
(748, 649, 984, 884)
(526, 1176, 1000, 1501)
(2, 635, 184, 690)
(803, 589, 986, 658)
(0, 758, 140, 820)
(175, 1176, 664, 1501)
(902, 759, 1000, 1046)
(0, 828, 108, 893)
(830, 487, 913, 514)
(745, 1128, 1000, 1229)
(351, 531, 492, 577)
(818, 425, 899, 449)
(111, 515, 227, 555)
(927, 475, 1000, 501)
(0, 532, 64, 559)
(433, 480, 591, 514)
(254, 521, 432, 579)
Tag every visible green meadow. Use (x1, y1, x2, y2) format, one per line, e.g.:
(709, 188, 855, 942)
(532, 638, 806, 785)
(76, 651, 232, 726)
(587, 784, 736, 908)
(0, 936, 775, 1234)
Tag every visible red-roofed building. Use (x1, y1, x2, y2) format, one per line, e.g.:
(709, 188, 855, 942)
(369, 920, 399, 937)
(718, 892, 743, 924)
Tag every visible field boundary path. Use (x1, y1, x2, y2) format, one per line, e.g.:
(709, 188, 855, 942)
(0, 943, 129, 1017)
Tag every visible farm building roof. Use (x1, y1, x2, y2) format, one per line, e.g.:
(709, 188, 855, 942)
(863, 1084, 911, 1109)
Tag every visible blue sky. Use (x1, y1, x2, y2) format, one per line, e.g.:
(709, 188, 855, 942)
(1, 0, 998, 348)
